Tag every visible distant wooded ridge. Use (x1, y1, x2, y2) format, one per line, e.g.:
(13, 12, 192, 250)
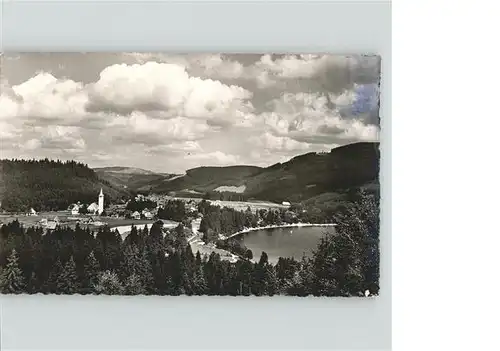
(0, 142, 379, 212)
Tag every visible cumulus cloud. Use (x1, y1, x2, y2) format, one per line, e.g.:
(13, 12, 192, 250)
(1, 61, 255, 126)
(175, 54, 380, 97)
(20, 126, 86, 152)
(108, 112, 210, 146)
(0, 121, 20, 140)
(168, 141, 203, 152)
(215, 54, 380, 92)
(22, 138, 42, 151)
(2, 73, 88, 120)
(195, 54, 245, 79)
(254, 54, 332, 79)
(146, 141, 203, 155)
(186, 151, 241, 166)
(0, 53, 380, 172)
(253, 91, 379, 145)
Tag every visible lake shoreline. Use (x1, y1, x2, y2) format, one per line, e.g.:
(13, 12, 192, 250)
(224, 222, 337, 239)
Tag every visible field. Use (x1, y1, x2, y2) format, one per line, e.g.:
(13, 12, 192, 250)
(165, 196, 289, 211)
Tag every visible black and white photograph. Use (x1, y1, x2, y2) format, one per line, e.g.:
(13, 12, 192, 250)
(0, 53, 381, 297)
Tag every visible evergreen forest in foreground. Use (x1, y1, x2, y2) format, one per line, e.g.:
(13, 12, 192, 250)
(0, 191, 379, 297)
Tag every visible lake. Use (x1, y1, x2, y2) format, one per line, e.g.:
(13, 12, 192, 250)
(238, 226, 336, 264)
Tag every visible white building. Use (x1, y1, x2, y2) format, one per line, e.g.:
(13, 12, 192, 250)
(282, 201, 291, 206)
(87, 189, 105, 215)
(131, 211, 141, 220)
(71, 204, 80, 215)
(87, 202, 99, 214)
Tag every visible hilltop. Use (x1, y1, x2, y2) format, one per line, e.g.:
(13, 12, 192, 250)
(243, 142, 380, 202)
(94, 166, 179, 192)
(149, 142, 380, 202)
(0, 159, 129, 212)
(93, 166, 157, 175)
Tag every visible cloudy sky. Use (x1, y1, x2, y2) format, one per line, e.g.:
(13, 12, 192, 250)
(0, 53, 380, 173)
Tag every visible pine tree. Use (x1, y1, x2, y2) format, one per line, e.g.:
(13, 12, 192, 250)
(124, 274, 146, 295)
(245, 249, 253, 261)
(252, 252, 270, 295)
(237, 260, 254, 296)
(94, 271, 124, 295)
(0, 249, 26, 294)
(42, 259, 63, 294)
(121, 244, 141, 278)
(264, 265, 279, 296)
(258, 251, 269, 266)
(138, 250, 155, 294)
(183, 245, 196, 276)
(181, 271, 193, 296)
(195, 251, 202, 267)
(192, 266, 208, 295)
(311, 233, 339, 296)
(121, 245, 154, 294)
(288, 256, 314, 296)
(331, 191, 380, 296)
(27, 271, 38, 294)
(56, 256, 79, 294)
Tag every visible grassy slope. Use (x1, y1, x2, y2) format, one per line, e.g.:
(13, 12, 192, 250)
(0, 160, 130, 212)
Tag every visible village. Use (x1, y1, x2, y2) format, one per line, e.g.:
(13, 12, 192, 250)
(0, 188, 292, 242)
(0, 190, 166, 232)
(0, 187, 299, 266)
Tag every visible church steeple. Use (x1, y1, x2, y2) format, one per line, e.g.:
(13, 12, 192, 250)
(98, 188, 104, 215)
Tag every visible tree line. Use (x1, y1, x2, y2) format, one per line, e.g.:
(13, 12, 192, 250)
(157, 200, 188, 222)
(125, 198, 190, 223)
(125, 199, 157, 213)
(0, 191, 379, 296)
(0, 158, 127, 212)
(197, 199, 336, 244)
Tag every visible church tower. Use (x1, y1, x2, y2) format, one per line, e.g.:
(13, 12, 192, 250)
(98, 188, 104, 215)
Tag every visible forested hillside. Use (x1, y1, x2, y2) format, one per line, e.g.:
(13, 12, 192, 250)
(152, 166, 262, 195)
(0, 159, 129, 212)
(243, 142, 380, 202)
(150, 142, 380, 203)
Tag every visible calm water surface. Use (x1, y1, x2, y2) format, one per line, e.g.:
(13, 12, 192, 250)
(238, 226, 335, 264)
